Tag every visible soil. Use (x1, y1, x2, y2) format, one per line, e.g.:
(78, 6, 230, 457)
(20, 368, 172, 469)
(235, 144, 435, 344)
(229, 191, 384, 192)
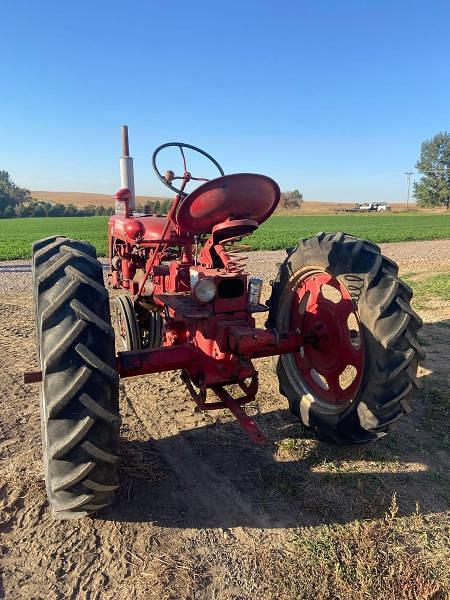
(1, 240, 449, 599)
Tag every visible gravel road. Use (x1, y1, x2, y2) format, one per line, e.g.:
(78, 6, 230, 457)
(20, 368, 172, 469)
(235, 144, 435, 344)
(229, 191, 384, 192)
(1, 239, 449, 294)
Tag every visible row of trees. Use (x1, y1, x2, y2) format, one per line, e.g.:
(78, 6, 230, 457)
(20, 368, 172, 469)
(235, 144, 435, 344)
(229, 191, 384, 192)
(0, 201, 118, 219)
(0, 200, 175, 219)
(0, 170, 32, 217)
(0, 170, 176, 218)
(136, 199, 172, 214)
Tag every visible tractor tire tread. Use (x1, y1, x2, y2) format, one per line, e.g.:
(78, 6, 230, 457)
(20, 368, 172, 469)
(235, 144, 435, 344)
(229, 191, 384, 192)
(32, 236, 120, 518)
(75, 343, 119, 381)
(52, 462, 96, 493)
(79, 393, 121, 425)
(49, 417, 95, 460)
(48, 367, 91, 418)
(81, 441, 120, 464)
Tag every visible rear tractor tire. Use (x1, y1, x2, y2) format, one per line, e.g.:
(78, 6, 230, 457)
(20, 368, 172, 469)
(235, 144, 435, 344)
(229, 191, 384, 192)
(268, 232, 424, 444)
(33, 236, 120, 518)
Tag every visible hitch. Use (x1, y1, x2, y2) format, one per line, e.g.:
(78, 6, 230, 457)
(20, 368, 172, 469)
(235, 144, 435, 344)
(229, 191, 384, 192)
(181, 371, 266, 445)
(212, 383, 267, 445)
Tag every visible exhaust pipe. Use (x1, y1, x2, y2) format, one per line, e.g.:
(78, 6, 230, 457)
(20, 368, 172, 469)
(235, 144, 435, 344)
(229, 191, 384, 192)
(119, 125, 136, 211)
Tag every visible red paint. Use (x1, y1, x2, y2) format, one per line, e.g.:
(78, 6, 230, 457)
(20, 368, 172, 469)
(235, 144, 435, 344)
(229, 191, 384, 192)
(289, 272, 364, 404)
(124, 218, 145, 241)
(176, 173, 280, 234)
(114, 188, 132, 217)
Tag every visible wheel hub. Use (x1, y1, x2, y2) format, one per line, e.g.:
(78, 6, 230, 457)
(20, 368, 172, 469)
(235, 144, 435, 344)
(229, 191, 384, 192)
(290, 271, 364, 405)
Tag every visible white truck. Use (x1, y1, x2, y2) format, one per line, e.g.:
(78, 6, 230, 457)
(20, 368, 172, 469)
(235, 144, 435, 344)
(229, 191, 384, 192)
(356, 202, 391, 212)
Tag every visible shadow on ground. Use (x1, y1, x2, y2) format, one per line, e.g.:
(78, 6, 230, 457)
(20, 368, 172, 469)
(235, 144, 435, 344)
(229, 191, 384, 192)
(104, 318, 449, 529)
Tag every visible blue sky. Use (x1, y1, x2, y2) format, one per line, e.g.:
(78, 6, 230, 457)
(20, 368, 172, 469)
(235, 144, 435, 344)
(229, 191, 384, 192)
(1, 0, 449, 202)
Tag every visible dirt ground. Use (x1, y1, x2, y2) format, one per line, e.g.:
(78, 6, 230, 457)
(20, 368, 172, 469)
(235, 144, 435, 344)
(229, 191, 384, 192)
(1, 240, 449, 599)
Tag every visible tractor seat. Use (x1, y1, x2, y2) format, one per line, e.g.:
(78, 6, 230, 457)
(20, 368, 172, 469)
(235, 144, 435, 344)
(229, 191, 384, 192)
(176, 173, 280, 235)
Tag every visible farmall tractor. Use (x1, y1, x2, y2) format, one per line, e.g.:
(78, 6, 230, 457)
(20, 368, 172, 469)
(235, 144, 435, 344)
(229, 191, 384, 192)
(28, 127, 423, 518)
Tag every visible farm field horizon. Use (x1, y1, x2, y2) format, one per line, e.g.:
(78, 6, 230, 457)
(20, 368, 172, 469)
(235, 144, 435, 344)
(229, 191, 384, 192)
(0, 211, 449, 260)
(31, 189, 415, 213)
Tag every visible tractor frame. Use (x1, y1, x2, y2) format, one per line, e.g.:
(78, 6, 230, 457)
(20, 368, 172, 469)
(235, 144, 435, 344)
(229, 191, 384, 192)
(105, 132, 304, 444)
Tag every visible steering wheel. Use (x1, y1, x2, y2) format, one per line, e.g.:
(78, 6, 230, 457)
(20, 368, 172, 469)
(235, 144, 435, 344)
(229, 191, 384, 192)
(152, 142, 225, 196)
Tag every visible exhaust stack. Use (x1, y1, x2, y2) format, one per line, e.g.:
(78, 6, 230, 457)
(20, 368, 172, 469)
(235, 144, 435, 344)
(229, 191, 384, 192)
(119, 125, 136, 211)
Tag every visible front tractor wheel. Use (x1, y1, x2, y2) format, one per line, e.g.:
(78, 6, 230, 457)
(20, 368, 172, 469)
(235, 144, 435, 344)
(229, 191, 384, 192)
(33, 236, 120, 518)
(114, 295, 163, 351)
(269, 232, 424, 444)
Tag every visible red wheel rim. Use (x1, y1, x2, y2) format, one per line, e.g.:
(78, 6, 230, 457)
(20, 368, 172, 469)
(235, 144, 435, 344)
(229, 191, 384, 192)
(290, 271, 364, 405)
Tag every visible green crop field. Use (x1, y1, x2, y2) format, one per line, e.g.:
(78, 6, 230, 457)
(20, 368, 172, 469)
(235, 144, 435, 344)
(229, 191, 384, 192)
(0, 217, 109, 260)
(251, 212, 450, 250)
(0, 212, 449, 260)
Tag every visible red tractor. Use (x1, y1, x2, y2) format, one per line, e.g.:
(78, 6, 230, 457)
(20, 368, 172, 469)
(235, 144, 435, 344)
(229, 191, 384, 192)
(29, 127, 423, 518)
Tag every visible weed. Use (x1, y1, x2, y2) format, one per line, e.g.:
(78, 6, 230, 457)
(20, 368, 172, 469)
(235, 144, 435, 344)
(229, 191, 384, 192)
(282, 495, 450, 600)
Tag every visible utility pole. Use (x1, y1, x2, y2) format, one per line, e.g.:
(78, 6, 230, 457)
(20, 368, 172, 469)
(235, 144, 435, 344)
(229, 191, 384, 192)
(405, 171, 413, 210)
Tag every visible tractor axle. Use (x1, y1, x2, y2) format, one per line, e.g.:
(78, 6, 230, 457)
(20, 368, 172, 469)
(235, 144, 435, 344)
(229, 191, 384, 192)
(23, 326, 304, 444)
(24, 327, 304, 384)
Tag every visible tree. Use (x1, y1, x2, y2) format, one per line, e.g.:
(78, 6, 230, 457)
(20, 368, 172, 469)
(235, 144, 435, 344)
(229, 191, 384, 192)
(83, 205, 96, 216)
(95, 205, 106, 216)
(15, 204, 33, 217)
(280, 189, 303, 209)
(39, 202, 52, 216)
(32, 204, 46, 217)
(64, 204, 78, 217)
(153, 200, 161, 214)
(161, 199, 171, 214)
(3, 205, 15, 218)
(414, 132, 450, 209)
(0, 170, 31, 212)
(47, 203, 65, 217)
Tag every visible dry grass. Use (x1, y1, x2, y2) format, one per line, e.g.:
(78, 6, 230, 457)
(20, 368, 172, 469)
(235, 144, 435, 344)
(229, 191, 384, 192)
(120, 497, 449, 600)
(120, 439, 166, 481)
(114, 547, 208, 600)
(146, 497, 449, 600)
(259, 496, 450, 600)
